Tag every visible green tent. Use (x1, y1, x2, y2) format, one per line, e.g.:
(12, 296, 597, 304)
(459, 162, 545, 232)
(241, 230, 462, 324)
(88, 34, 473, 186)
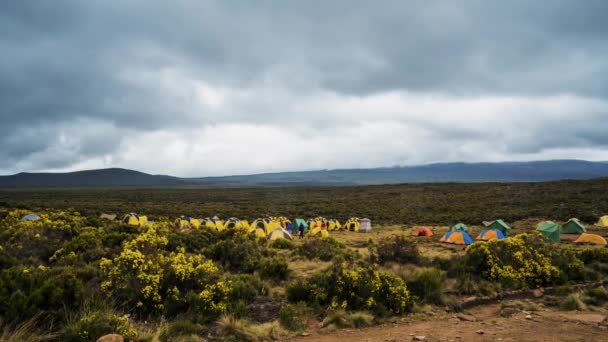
(487, 219, 511, 236)
(293, 218, 309, 233)
(536, 221, 561, 243)
(562, 218, 586, 234)
(450, 223, 470, 233)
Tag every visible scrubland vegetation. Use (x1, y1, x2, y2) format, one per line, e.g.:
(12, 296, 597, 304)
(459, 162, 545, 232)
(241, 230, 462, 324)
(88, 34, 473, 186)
(0, 179, 607, 341)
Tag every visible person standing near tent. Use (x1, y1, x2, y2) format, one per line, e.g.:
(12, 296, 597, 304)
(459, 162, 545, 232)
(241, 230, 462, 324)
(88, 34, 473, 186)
(299, 222, 305, 239)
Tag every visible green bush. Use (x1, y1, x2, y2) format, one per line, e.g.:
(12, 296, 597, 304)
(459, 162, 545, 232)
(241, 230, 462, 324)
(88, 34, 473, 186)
(0, 266, 84, 323)
(258, 256, 289, 281)
(62, 309, 137, 342)
(405, 268, 445, 305)
(586, 286, 608, 306)
(159, 320, 204, 341)
(205, 233, 266, 273)
(269, 239, 295, 250)
(279, 303, 309, 332)
(370, 235, 420, 265)
(578, 247, 608, 264)
(560, 293, 586, 311)
(298, 237, 345, 261)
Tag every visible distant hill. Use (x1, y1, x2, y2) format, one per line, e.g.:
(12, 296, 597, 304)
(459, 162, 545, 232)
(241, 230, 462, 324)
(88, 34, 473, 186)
(0, 168, 184, 188)
(1, 160, 608, 188)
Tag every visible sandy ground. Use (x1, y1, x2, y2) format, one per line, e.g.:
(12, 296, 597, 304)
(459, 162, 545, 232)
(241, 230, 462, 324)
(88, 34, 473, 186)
(293, 301, 607, 342)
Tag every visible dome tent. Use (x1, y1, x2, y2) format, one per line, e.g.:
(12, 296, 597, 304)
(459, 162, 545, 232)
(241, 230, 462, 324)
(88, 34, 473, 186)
(20, 213, 40, 222)
(597, 216, 608, 227)
(476, 229, 505, 241)
(486, 219, 511, 236)
(412, 226, 433, 237)
(122, 213, 147, 227)
(267, 227, 293, 241)
(292, 218, 308, 233)
(574, 233, 607, 245)
(439, 231, 473, 245)
(536, 221, 561, 243)
(562, 218, 586, 234)
(449, 223, 470, 233)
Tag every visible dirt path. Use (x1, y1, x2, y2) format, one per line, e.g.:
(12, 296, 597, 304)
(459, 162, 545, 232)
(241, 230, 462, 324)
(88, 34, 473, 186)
(293, 302, 607, 342)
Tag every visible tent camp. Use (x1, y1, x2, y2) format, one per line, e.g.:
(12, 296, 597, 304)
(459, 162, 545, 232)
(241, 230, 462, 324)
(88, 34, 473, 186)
(476, 229, 505, 241)
(450, 223, 470, 233)
(486, 219, 511, 236)
(597, 216, 608, 227)
(20, 214, 40, 222)
(412, 226, 433, 237)
(267, 227, 293, 241)
(536, 221, 561, 243)
(439, 231, 473, 245)
(562, 218, 586, 234)
(574, 233, 607, 245)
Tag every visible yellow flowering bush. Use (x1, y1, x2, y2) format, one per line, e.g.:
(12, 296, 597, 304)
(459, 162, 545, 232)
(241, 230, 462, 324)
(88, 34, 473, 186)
(287, 261, 410, 315)
(464, 233, 561, 288)
(100, 224, 222, 316)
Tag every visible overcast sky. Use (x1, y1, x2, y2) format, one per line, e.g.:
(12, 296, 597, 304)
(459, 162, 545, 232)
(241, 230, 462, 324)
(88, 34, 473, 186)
(1, 1, 608, 176)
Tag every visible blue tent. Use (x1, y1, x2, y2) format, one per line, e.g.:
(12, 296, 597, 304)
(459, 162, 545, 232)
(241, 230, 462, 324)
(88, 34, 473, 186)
(476, 229, 506, 241)
(21, 214, 40, 222)
(440, 231, 474, 245)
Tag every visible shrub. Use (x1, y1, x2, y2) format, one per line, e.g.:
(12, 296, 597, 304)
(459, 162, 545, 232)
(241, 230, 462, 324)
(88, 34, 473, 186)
(405, 268, 445, 305)
(585, 286, 608, 306)
(205, 233, 265, 273)
(100, 226, 222, 316)
(62, 309, 137, 342)
(158, 320, 204, 341)
(278, 303, 309, 332)
(0, 266, 84, 323)
(287, 262, 410, 316)
(560, 293, 587, 311)
(370, 235, 420, 265)
(298, 237, 345, 262)
(258, 256, 289, 281)
(577, 247, 608, 264)
(269, 239, 295, 250)
(463, 233, 560, 288)
(322, 310, 374, 329)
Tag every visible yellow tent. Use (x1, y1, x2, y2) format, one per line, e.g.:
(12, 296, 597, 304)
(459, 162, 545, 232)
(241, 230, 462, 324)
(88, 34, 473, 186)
(250, 218, 271, 236)
(309, 226, 329, 238)
(122, 213, 147, 227)
(327, 219, 341, 231)
(597, 216, 608, 227)
(343, 218, 360, 232)
(574, 233, 608, 245)
(224, 217, 247, 230)
(175, 216, 201, 229)
(267, 227, 293, 240)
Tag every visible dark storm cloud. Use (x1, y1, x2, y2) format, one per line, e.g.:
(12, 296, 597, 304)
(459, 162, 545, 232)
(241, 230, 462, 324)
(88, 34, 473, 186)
(1, 0, 608, 174)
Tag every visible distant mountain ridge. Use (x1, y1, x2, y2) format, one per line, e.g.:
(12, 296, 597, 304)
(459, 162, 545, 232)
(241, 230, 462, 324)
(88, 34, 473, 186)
(1, 160, 608, 188)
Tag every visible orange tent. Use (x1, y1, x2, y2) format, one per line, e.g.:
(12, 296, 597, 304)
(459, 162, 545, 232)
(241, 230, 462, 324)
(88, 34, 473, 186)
(574, 233, 607, 245)
(412, 226, 433, 237)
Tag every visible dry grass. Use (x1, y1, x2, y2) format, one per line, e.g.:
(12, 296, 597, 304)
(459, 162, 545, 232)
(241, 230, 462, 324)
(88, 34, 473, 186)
(0, 317, 57, 342)
(215, 315, 288, 342)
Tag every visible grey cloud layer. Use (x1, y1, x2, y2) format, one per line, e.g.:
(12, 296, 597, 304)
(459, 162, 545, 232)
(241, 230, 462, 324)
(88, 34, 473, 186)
(1, 1, 608, 174)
